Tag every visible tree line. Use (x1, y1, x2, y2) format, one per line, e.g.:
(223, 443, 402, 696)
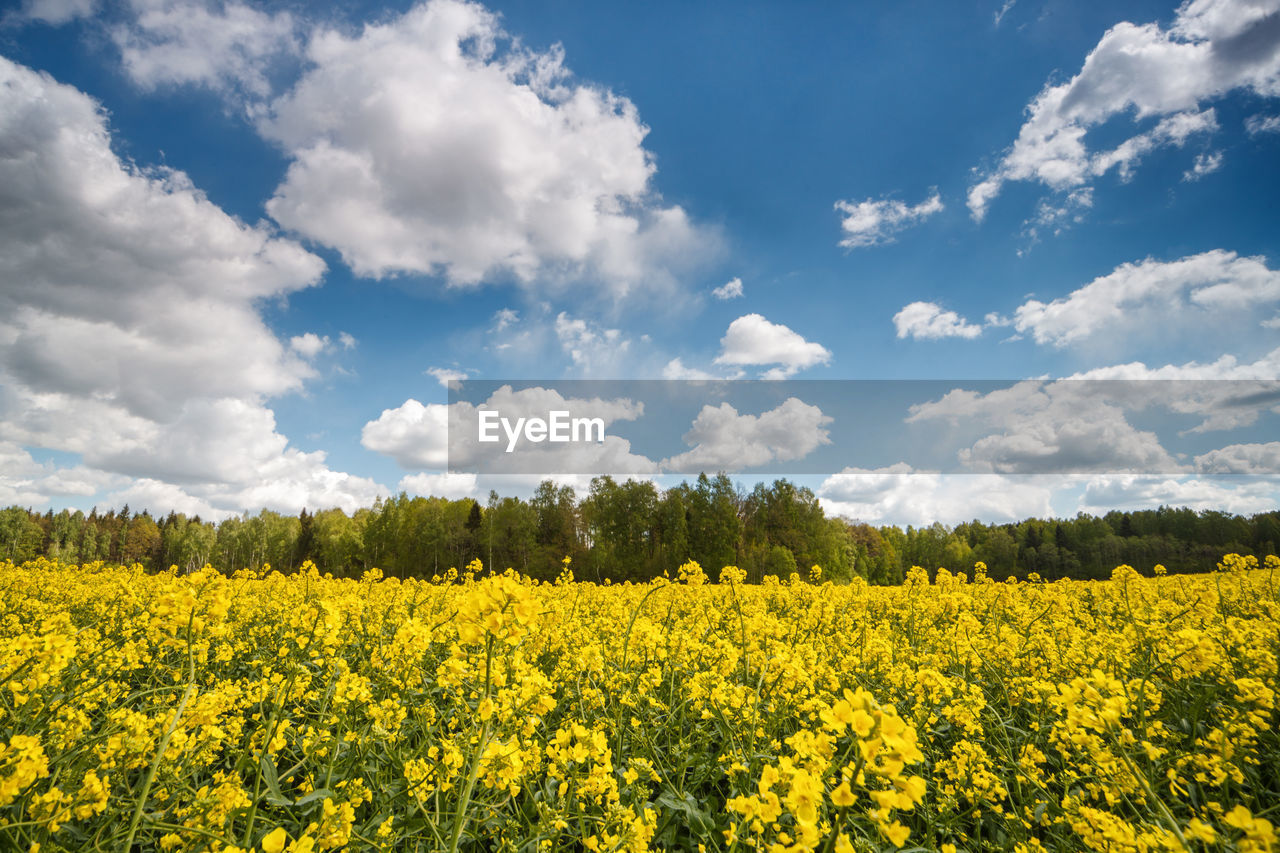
(2, 474, 1277, 583)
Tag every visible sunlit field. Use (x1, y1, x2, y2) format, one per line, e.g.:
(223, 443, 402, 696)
(1, 556, 1277, 852)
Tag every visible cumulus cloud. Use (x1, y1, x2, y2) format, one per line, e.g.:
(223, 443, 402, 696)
(661, 398, 832, 472)
(0, 442, 124, 506)
(105, 478, 229, 520)
(289, 333, 330, 358)
(398, 471, 479, 500)
(1067, 347, 1280, 380)
(713, 314, 831, 379)
(0, 59, 325, 418)
(818, 465, 1055, 526)
(1079, 474, 1278, 514)
(834, 191, 943, 248)
(1012, 250, 1280, 347)
(364, 387, 654, 476)
(712, 277, 743, 300)
(968, 0, 1280, 220)
(908, 381, 1185, 475)
(111, 0, 300, 99)
(893, 302, 984, 340)
(1061, 349, 1280, 433)
(0, 57, 383, 516)
(258, 0, 715, 297)
(361, 400, 450, 470)
(1195, 441, 1280, 473)
(661, 314, 830, 381)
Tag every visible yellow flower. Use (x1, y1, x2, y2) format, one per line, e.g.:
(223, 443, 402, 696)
(260, 827, 288, 853)
(883, 821, 911, 847)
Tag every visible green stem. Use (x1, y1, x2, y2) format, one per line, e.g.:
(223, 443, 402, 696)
(447, 635, 495, 853)
(123, 611, 198, 851)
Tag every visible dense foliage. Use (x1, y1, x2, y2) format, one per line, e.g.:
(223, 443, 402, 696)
(0, 555, 1276, 852)
(4, 476, 1279, 583)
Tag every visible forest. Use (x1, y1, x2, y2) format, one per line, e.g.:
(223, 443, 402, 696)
(2, 473, 1277, 583)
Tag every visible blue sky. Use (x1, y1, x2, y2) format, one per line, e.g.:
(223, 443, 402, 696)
(2, 0, 1279, 525)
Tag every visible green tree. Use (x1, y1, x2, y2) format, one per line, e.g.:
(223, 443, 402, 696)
(121, 513, 161, 568)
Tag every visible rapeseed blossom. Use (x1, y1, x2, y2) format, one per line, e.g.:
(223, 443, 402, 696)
(0, 555, 1275, 851)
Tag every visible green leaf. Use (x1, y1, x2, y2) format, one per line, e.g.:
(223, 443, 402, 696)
(259, 754, 286, 806)
(293, 788, 335, 809)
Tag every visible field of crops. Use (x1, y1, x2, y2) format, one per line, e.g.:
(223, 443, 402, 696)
(1, 556, 1277, 853)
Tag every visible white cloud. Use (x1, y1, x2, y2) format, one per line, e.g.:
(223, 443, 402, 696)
(398, 471, 479, 500)
(449, 386, 654, 475)
(10, 397, 387, 515)
(0, 442, 124, 506)
(1090, 109, 1219, 181)
(893, 302, 984, 340)
(1067, 347, 1280, 380)
(712, 277, 744, 300)
(0, 58, 382, 517)
(1078, 474, 1278, 515)
(834, 191, 943, 248)
(816, 467, 1280, 525)
(818, 466, 1055, 526)
(106, 478, 229, 520)
(1033, 188, 1095, 225)
(907, 381, 1184, 475)
(661, 398, 832, 472)
(112, 0, 300, 99)
(661, 358, 717, 380)
(1183, 150, 1224, 180)
(364, 387, 654, 476)
(1246, 112, 1280, 133)
(1012, 250, 1280, 347)
(289, 333, 330, 358)
(107, 448, 386, 518)
(1021, 187, 1095, 244)
(1064, 351, 1280, 433)
(0, 58, 325, 417)
(13, 0, 95, 24)
(259, 0, 715, 297)
(994, 0, 1018, 27)
(664, 314, 831, 380)
(1195, 441, 1280, 473)
(338, 331, 357, 350)
(427, 366, 468, 387)
(969, 0, 1280, 220)
(554, 312, 630, 375)
(361, 400, 450, 470)
(714, 314, 831, 379)
(492, 308, 520, 332)
(225, 462, 384, 516)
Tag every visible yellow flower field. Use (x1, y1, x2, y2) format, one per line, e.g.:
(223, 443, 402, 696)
(1, 555, 1277, 852)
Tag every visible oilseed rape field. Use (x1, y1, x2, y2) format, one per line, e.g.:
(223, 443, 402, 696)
(0, 556, 1277, 853)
